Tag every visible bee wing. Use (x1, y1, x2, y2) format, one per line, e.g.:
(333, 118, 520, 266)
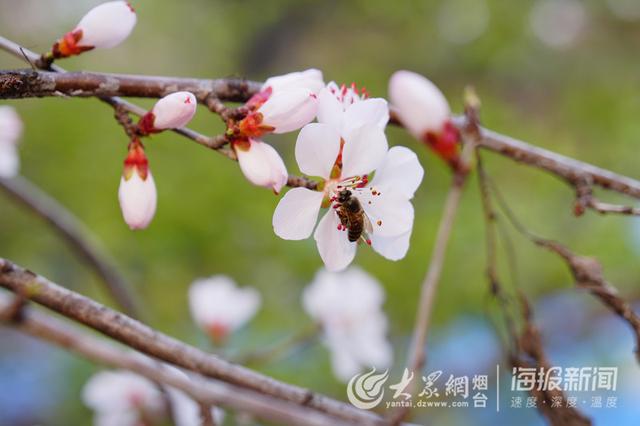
(362, 212, 374, 235)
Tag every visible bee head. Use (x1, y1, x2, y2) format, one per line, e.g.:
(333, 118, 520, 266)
(337, 189, 352, 203)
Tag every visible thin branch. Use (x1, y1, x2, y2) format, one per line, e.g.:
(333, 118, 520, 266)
(0, 296, 350, 426)
(487, 174, 640, 364)
(0, 36, 318, 189)
(1, 61, 639, 199)
(0, 257, 386, 426)
(234, 323, 320, 366)
(0, 175, 142, 319)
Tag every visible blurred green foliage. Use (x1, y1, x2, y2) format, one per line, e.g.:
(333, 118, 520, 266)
(1, 0, 639, 424)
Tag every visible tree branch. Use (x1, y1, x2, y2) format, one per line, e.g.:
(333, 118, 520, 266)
(0, 295, 350, 426)
(0, 175, 143, 319)
(0, 257, 386, 426)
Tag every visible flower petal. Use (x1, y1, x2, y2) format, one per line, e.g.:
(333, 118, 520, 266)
(259, 88, 318, 134)
(341, 126, 388, 179)
(343, 97, 389, 135)
(235, 140, 288, 193)
(388, 70, 450, 138)
(151, 91, 197, 130)
(118, 170, 157, 230)
(273, 188, 324, 240)
(262, 69, 324, 94)
(295, 123, 341, 179)
(0, 143, 19, 178)
(76, 1, 137, 49)
(314, 211, 357, 272)
(317, 88, 344, 130)
(359, 189, 414, 237)
(371, 146, 424, 199)
(370, 231, 412, 261)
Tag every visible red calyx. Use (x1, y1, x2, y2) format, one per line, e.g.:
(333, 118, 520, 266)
(123, 140, 149, 180)
(137, 112, 158, 136)
(237, 112, 275, 138)
(424, 120, 461, 170)
(52, 29, 93, 58)
(206, 322, 229, 346)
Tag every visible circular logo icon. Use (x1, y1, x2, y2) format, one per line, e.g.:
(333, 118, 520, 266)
(346, 367, 389, 410)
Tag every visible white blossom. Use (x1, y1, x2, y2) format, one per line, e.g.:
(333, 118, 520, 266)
(82, 370, 165, 426)
(234, 138, 288, 193)
(0, 106, 23, 178)
(118, 144, 157, 230)
(302, 267, 393, 381)
(189, 275, 261, 343)
(273, 88, 423, 271)
(74, 1, 137, 50)
(149, 91, 197, 130)
(388, 70, 451, 139)
(240, 69, 324, 136)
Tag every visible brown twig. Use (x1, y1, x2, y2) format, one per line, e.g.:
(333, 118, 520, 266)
(0, 36, 319, 189)
(0, 175, 142, 319)
(0, 257, 386, 426)
(0, 295, 350, 426)
(234, 323, 320, 366)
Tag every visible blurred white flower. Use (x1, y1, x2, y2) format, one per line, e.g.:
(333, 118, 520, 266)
(607, 0, 640, 21)
(82, 370, 165, 426)
(234, 138, 288, 194)
(189, 275, 261, 344)
(83, 369, 224, 426)
(118, 142, 157, 230)
(55, 1, 136, 57)
(530, 0, 587, 50)
(240, 69, 324, 136)
(302, 267, 393, 381)
(437, 0, 490, 45)
(140, 91, 197, 132)
(0, 106, 23, 178)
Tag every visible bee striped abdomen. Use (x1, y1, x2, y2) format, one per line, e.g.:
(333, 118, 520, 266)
(345, 197, 364, 242)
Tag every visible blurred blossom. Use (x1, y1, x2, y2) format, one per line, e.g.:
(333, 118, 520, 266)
(82, 370, 166, 426)
(437, 0, 490, 45)
(188, 275, 261, 344)
(0, 106, 23, 178)
(83, 369, 223, 426)
(529, 0, 588, 50)
(606, 0, 640, 21)
(302, 267, 393, 381)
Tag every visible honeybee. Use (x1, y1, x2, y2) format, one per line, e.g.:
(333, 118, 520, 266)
(335, 189, 373, 243)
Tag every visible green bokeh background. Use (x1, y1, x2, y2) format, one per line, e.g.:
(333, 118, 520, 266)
(1, 0, 639, 425)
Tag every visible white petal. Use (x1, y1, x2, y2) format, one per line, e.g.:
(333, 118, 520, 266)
(295, 123, 341, 179)
(76, 1, 137, 49)
(235, 140, 288, 193)
(317, 88, 344, 130)
(341, 126, 388, 179)
(314, 211, 357, 272)
(273, 187, 324, 240)
(0, 144, 19, 178)
(371, 146, 424, 199)
(151, 92, 197, 130)
(359, 189, 414, 237)
(82, 370, 163, 414)
(0, 106, 23, 143)
(343, 97, 389, 134)
(328, 338, 363, 382)
(388, 70, 450, 138)
(370, 231, 412, 261)
(118, 170, 157, 230)
(262, 69, 324, 94)
(259, 89, 318, 134)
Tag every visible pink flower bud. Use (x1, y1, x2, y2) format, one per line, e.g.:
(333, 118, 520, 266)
(67, 1, 136, 52)
(234, 139, 288, 194)
(118, 143, 156, 230)
(388, 70, 451, 139)
(149, 92, 197, 130)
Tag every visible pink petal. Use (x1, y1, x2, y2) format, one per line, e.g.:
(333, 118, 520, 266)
(317, 88, 344, 130)
(371, 146, 424, 199)
(259, 89, 318, 134)
(370, 231, 412, 261)
(236, 140, 288, 193)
